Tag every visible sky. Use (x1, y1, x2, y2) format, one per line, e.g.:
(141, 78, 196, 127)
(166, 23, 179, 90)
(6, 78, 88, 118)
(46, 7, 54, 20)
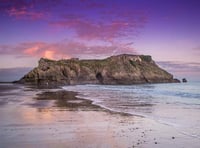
(0, 0, 200, 81)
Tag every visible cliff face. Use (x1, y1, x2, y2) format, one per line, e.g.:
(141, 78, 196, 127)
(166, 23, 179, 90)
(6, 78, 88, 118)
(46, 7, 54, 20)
(18, 54, 180, 85)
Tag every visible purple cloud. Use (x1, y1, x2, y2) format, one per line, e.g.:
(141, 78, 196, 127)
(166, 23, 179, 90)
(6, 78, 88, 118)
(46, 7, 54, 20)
(49, 4, 147, 41)
(6, 7, 45, 20)
(1, 0, 147, 42)
(193, 46, 200, 55)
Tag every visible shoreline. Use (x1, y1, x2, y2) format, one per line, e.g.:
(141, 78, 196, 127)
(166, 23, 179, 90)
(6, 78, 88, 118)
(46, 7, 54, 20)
(0, 83, 199, 148)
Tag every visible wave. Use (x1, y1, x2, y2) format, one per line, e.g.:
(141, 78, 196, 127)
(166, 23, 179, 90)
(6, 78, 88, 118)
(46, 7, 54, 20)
(62, 83, 200, 139)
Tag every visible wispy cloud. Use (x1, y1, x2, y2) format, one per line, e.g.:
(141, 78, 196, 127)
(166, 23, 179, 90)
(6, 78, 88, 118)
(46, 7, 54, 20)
(158, 61, 200, 72)
(0, 0, 147, 62)
(1, 0, 147, 42)
(0, 41, 137, 60)
(51, 20, 118, 40)
(7, 7, 45, 20)
(193, 46, 200, 56)
(193, 46, 200, 50)
(49, 4, 147, 41)
(157, 61, 200, 80)
(1, 0, 50, 20)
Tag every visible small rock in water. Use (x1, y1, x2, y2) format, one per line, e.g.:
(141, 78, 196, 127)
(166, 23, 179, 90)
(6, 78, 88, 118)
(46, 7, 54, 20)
(182, 78, 187, 83)
(172, 136, 175, 139)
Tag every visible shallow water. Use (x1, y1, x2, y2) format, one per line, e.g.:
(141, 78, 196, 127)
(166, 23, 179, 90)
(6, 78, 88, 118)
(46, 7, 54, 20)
(0, 83, 200, 147)
(63, 82, 200, 139)
(0, 84, 157, 148)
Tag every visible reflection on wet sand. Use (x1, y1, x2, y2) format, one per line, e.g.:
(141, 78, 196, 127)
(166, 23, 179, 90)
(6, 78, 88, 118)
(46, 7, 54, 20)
(33, 90, 103, 111)
(0, 85, 143, 147)
(1, 84, 199, 148)
(21, 108, 54, 123)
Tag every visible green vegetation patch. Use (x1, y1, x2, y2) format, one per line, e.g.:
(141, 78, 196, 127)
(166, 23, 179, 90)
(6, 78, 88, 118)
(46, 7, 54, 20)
(140, 55, 152, 62)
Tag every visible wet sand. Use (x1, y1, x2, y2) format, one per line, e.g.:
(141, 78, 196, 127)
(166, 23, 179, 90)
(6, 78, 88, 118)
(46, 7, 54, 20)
(0, 84, 199, 148)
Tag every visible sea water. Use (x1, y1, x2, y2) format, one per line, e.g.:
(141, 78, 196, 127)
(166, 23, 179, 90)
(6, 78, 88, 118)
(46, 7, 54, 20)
(63, 82, 200, 139)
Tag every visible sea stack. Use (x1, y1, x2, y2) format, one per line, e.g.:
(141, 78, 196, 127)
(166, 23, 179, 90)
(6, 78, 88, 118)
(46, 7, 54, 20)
(17, 54, 180, 85)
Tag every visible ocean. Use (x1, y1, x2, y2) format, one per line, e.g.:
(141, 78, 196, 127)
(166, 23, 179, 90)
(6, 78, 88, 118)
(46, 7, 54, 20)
(63, 82, 200, 139)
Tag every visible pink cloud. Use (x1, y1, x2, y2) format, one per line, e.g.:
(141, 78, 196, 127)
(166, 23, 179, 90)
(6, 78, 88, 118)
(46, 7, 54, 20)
(49, 1, 148, 42)
(2, 0, 148, 43)
(7, 7, 45, 20)
(1, 0, 146, 58)
(0, 41, 137, 60)
(50, 15, 146, 42)
(24, 46, 40, 55)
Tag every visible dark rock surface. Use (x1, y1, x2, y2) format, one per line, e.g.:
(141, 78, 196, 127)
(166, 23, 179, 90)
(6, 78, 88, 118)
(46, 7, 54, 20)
(17, 54, 180, 85)
(182, 78, 187, 83)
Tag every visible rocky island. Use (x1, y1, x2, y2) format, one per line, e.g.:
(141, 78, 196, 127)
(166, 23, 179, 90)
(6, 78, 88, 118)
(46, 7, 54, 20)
(18, 54, 180, 85)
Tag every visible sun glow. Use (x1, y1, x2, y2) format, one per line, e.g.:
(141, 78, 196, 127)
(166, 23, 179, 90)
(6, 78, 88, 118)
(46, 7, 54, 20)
(44, 50, 54, 59)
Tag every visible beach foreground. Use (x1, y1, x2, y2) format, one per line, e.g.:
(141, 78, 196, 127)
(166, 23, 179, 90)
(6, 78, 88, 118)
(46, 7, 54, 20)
(0, 84, 199, 148)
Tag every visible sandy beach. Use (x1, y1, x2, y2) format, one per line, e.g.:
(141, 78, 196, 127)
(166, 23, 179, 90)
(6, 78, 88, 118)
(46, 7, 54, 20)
(0, 84, 199, 148)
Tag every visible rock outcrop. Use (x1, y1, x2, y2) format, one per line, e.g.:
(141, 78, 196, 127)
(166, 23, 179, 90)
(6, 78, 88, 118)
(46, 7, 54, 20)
(182, 78, 187, 83)
(18, 54, 180, 85)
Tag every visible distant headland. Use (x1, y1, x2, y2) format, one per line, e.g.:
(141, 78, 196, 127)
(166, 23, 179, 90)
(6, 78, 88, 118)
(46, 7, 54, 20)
(17, 54, 180, 85)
